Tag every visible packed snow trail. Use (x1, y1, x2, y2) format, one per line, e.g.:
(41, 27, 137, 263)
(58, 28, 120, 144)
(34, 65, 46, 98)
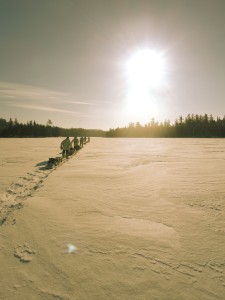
(0, 145, 86, 225)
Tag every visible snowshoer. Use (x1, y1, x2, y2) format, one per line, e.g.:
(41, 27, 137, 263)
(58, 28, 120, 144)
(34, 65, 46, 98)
(80, 136, 84, 148)
(60, 137, 71, 159)
(72, 136, 79, 149)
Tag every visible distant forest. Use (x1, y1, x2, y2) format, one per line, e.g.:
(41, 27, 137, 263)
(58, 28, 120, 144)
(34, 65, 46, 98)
(1, 114, 225, 138)
(0, 118, 105, 138)
(106, 114, 225, 138)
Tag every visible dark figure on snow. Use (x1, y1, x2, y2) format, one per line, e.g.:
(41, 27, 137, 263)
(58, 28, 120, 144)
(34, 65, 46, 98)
(80, 136, 84, 148)
(72, 136, 80, 151)
(60, 137, 71, 159)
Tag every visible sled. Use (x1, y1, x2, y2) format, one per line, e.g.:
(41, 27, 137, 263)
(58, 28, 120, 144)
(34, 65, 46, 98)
(46, 157, 62, 169)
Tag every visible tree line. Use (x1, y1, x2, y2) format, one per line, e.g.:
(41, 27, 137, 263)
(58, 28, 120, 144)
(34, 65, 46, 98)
(1, 114, 225, 138)
(106, 114, 225, 138)
(0, 118, 105, 137)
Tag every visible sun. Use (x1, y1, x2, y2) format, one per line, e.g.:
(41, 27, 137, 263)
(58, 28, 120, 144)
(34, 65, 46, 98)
(126, 48, 166, 89)
(124, 48, 167, 122)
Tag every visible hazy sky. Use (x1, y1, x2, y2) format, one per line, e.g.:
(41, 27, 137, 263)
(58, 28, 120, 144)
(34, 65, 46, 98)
(1, 0, 225, 130)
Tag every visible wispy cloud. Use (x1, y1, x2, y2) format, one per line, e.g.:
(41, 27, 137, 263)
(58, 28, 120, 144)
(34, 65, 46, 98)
(0, 81, 111, 108)
(0, 81, 103, 120)
(0, 81, 67, 101)
(69, 99, 115, 105)
(0, 81, 103, 109)
(68, 101, 96, 105)
(6, 103, 82, 115)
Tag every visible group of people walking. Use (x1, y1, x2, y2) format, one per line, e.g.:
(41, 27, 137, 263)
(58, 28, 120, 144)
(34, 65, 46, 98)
(60, 136, 90, 159)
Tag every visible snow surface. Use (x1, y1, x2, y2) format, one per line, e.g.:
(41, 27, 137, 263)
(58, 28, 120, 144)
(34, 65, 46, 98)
(0, 137, 225, 300)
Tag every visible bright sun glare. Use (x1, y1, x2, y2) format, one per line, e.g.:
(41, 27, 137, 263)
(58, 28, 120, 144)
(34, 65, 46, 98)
(126, 49, 165, 88)
(125, 48, 167, 123)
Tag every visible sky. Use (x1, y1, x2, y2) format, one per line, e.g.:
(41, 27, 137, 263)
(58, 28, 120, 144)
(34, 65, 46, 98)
(0, 0, 225, 130)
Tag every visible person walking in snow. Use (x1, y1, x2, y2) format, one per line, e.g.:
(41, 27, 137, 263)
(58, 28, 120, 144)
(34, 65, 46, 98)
(60, 136, 71, 159)
(72, 136, 79, 151)
(80, 136, 84, 148)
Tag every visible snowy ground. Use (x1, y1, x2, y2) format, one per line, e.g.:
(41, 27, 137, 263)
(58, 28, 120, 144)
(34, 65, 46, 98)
(0, 137, 225, 300)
